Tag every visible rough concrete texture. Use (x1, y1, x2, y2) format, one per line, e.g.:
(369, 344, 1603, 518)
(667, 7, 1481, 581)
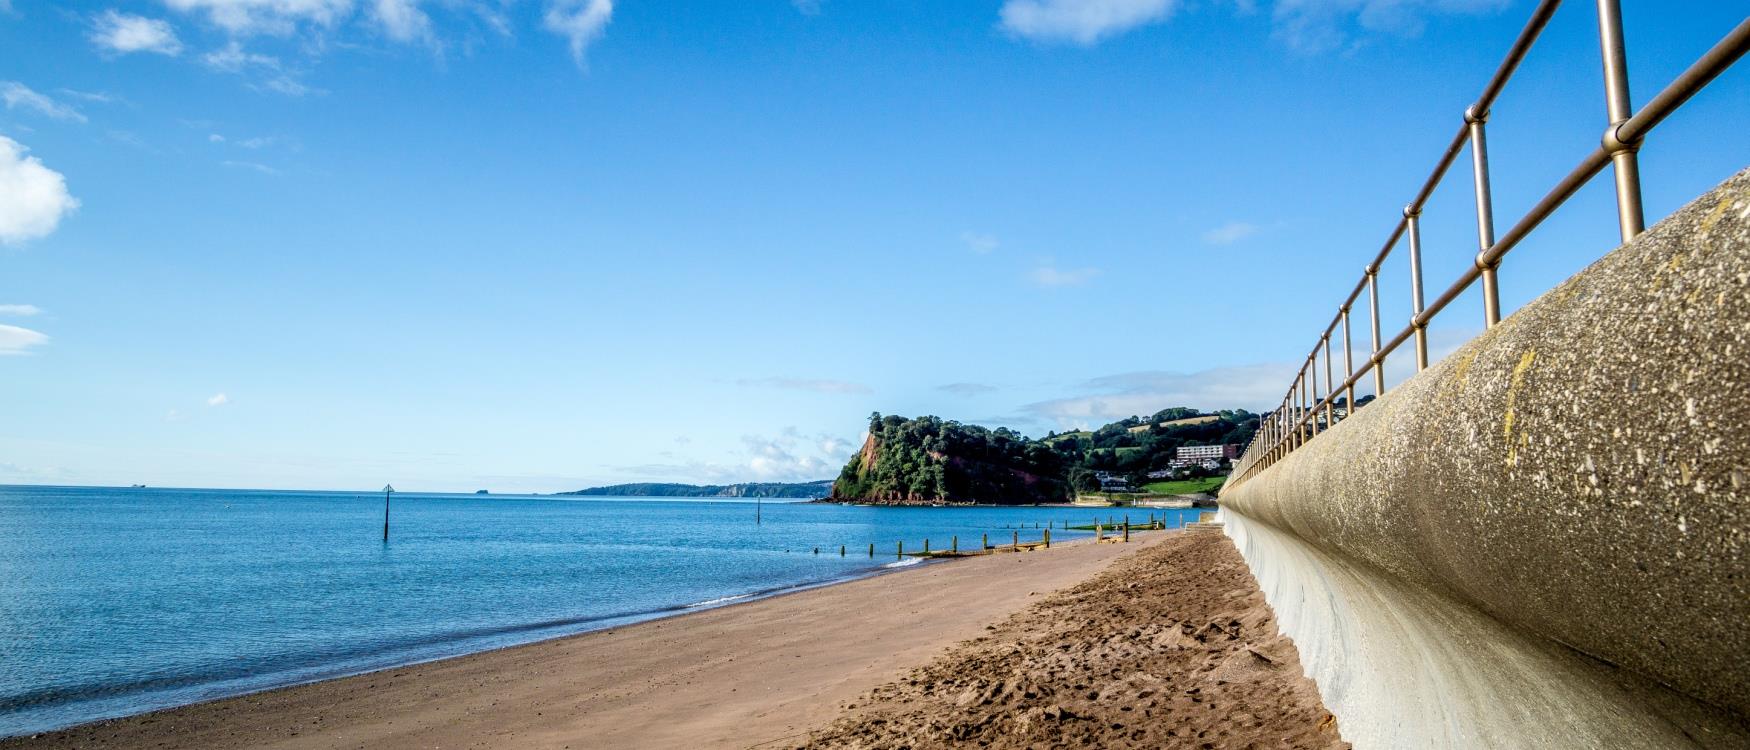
(1224, 511, 1750, 748)
(1221, 167, 1750, 733)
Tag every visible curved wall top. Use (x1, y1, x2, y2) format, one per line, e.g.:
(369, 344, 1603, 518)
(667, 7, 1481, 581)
(1220, 167, 1750, 720)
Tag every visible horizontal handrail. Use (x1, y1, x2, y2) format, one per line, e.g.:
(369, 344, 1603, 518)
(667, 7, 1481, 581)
(1228, 5, 1750, 489)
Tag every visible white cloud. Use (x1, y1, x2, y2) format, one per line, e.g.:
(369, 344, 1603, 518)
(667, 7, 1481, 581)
(207, 392, 230, 406)
(163, 0, 355, 36)
(737, 377, 873, 395)
(1270, 0, 1510, 52)
(0, 304, 42, 316)
(1, 82, 87, 123)
(960, 231, 999, 254)
(372, 0, 432, 43)
(544, 0, 613, 67)
(1202, 221, 1259, 245)
(793, 0, 823, 15)
(1029, 263, 1100, 287)
(0, 136, 80, 245)
(91, 10, 184, 56)
(614, 429, 855, 485)
(0, 323, 49, 355)
(741, 431, 853, 482)
(1000, 0, 1179, 45)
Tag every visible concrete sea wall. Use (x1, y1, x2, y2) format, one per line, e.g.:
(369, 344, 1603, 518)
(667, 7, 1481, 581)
(1220, 167, 1750, 747)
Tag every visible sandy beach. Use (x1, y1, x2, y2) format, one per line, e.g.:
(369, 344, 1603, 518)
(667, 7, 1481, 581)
(6, 529, 1339, 749)
(7, 535, 1167, 749)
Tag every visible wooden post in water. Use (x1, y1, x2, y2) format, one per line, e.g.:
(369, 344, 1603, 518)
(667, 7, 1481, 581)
(813, 547, 818, 555)
(868, 543, 874, 557)
(924, 538, 930, 554)
(982, 533, 988, 550)
(381, 484, 395, 542)
(1044, 529, 1051, 548)
(897, 541, 903, 559)
(1123, 518, 1130, 543)
(756, 496, 761, 526)
(952, 535, 958, 554)
(1012, 530, 1019, 550)
(840, 545, 846, 557)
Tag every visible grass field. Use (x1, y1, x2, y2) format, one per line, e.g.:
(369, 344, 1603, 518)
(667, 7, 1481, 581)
(1142, 477, 1226, 495)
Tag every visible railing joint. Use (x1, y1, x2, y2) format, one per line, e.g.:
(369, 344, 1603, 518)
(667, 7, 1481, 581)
(1601, 119, 1641, 156)
(1464, 104, 1490, 124)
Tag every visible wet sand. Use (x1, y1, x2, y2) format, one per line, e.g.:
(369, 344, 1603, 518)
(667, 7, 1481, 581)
(5, 535, 1172, 750)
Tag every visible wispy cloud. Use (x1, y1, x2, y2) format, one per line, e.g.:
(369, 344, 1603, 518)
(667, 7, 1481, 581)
(1029, 263, 1100, 287)
(207, 392, 230, 407)
(960, 231, 999, 254)
(0, 304, 42, 316)
(938, 382, 999, 397)
(164, 0, 353, 36)
(1270, 0, 1512, 52)
(737, 377, 873, 395)
(999, 0, 1180, 45)
(1202, 221, 1259, 245)
(211, 133, 281, 149)
(203, 40, 278, 72)
(793, 0, 824, 15)
(0, 135, 80, 245)
(200, 41, 318, 96)
(222, 159, 281, 175)
(1025, 327, 1479, 427)
(544, 0, 613, 67)
(91, 10, 184, 56)
(1024, 364, 1288, 427)
(1, 82, 86, 123)
(57, 89, 120, 104)
(0, 323, 49, 355)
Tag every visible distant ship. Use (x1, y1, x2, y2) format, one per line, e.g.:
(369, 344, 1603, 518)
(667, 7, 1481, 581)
(130, 484, 146, 488)
(475, 489, 489, 494)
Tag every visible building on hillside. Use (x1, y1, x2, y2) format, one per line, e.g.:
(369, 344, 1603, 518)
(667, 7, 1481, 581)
(1093, 470, 1133, 492)
(1175, 444, 1241, 461)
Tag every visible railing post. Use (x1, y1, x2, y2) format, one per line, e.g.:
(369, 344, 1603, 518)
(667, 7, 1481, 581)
(1307, 355, 1320, 436)
(1297, 373, 1308, 447)
(1323, 333, 1335, 428)
(1405, 207, 1430, 370)
(1367, 268, 1385, 397)
(1596, 0, 1645, 240)
(1341, 306, 1355, 415)
(1304, 364, 1313, 438)
(1467, 105, 1502, 327)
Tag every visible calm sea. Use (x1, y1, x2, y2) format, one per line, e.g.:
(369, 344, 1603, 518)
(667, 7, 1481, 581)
(0, 484, 1196, 737)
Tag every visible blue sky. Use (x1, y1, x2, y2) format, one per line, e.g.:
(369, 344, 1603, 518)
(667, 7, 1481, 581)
(2, 0, 1746, 492)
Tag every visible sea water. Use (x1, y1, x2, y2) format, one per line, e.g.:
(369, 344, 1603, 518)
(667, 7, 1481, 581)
(0, 485, 1198, 737)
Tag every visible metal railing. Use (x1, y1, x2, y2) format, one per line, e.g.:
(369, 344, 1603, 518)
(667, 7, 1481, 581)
(1228, 1, 1750, 489)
